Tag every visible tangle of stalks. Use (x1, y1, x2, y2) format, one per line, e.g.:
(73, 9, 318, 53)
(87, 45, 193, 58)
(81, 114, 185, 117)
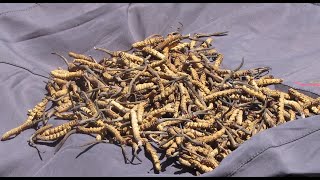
(2, 31, 320, 175)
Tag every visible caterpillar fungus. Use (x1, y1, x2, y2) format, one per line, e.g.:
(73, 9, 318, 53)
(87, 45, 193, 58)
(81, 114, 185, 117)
(2, 30, 320, 176)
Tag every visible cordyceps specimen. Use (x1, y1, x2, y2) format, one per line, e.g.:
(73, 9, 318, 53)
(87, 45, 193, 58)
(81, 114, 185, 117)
(2, 30, 320, 176)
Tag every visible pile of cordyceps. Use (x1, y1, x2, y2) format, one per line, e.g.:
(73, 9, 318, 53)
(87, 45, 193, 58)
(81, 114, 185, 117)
(2, 31, 320, 175)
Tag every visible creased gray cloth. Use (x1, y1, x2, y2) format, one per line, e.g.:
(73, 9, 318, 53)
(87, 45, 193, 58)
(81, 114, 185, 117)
(0, 3, 320, 177)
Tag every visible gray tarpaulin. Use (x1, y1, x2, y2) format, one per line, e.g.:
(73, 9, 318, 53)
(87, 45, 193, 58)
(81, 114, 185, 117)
(0, 3, 320, 177)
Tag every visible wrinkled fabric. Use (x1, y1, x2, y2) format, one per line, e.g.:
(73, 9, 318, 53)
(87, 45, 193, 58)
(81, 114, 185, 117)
(0, 3, 320, 177)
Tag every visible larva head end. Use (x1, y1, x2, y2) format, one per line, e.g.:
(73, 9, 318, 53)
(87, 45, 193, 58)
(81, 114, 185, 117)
(1, 135, 10, 141)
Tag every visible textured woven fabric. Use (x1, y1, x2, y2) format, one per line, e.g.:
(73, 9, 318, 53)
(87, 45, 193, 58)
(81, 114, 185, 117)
(0, 3, 319, 177)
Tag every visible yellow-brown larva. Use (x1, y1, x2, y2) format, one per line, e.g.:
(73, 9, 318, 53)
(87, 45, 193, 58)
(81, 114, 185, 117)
(73, 59, 105, 70)
(68, 52, 93, 62)
(163, 46, 170, 60)
(205, 89, 241, 101)
(178, 83, 189, 113)
(264, 110, 276, 127)
(189, 52, 204, 69)
(260, 87, 290, 99)
(239, 95, 254, 102)
(131, 70, 153, 78)
(53, 78, 68, 85)
(311, 98, 320, 107)
(132, 36, 164, 48)
(37, 126, 71, 141)
(178, 157, 192, 167)
(173, 100, 180, 118)
(278, 93, 286, 124)
(172, 52, 188, 63)
(200, 38, 213, 48)
(144, 140, 161, 172)
(41, 120, 78, 136)
(240, 85, 266, 101)
(185, 143, 218, 158)
(247, 77, 259, 91)
(284, 99, 305, 118)
(103, 99, 130, 113)
(103, 109, 121, 119)
(288, 88, 313, 104)
(58, 96, 71, 106)
(86, 74, 109, 92)
(26, 97, 49, 122)
(122, 112, 132, 121)
(150, 59, 167, 68)
(46, 82, 57, 98)
(171, 42, 190, 52)
(137, 102, 147, 124)
(208, 82, 228, 91)
(54, 101, 73, 113)
(166, 94, 176, 104)
(232, 69, 252, 78)
(119, 52, 144, 64)
(153, 85, 177, 102)
(1, 120, 35, 141)
(77, 126, 105, 134)
(102, 71, 113, 80)
(160, 137, 175, 149)
(236, 109, 243, 125)
(182, 128, 207, 138)
(199, 73, 207, 85)
(95, 119, 105, 127)
(227, 108, 240, 125)
(189, 39, 197, 49)
(167, 39, 181, 50)
(182, 154, 213, 173)
(80, 107, 94, 117)
(53, 87, 68, 98)
(194, 98, 206, 110)
(142, 47, 166, 60)
(96, 134, 102, 141)
(150, 77, 168, 88)
(303, 108, 310, 117)
(288, 109, 296, 121)
(172, 57, 182, 69)
(139, 117, 158, 131)
(188, 52, 201, 62)
(135, 83, 155, 92)
(30, 124, 54, 143)
(146, 105, 176, 119)
(86, 100, 98, 116)
(130, 108, 143, 147)
(190, 80, 211, 95)
(184, 122, 213, 129)
(259, 74, 274, 80)
(50, 69, 83, 80)
(152, 71, 176, 80)
(161, 64, 176, 76)
(212, 53, 223, 70)
(165, 62, 179, 73)
(310, 106, 320, 114)
(195, 127, 226, 143)
(55, 112, 77, 120)
(255, 78, 283, 87)
(155, 34, 182, 51)
(156, 120, 183, 131)
(119, 54, 139, 68)
(200, 158, 219, 169)
(165, 142, 178, 157)
(175, 136, 183, 146)
(104, 124, 126, 144)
